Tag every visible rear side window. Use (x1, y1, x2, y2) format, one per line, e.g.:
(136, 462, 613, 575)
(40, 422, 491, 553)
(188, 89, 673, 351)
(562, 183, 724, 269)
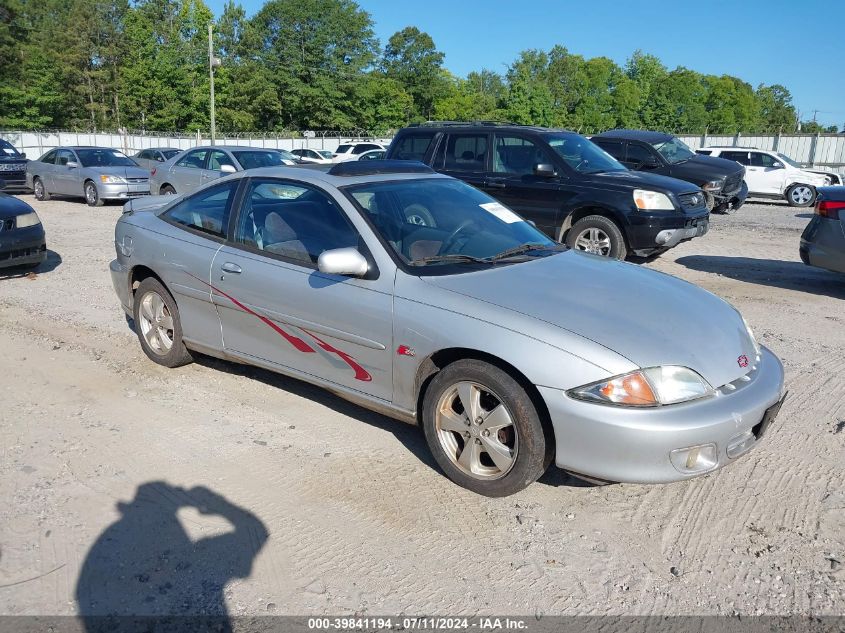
(163, 181, 237, 238)
(442, 133, 488, 172)
(391, 133, 435, 161)
(720, 151, 749, 165)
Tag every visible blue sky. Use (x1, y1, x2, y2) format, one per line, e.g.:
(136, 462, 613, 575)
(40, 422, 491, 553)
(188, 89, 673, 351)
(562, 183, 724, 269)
(206, 0, 843, 128)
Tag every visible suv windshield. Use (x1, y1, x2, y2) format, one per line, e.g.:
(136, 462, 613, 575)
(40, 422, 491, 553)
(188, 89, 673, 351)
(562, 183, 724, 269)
(345, 178, 558, 270)
(0, 139, 21, 157)
(232, 150, 292, 169)
(545, 134, 626, 173)
(652, 137, 695, 164)
(776, 152, 802, 168)
(76, 148, 137, 167)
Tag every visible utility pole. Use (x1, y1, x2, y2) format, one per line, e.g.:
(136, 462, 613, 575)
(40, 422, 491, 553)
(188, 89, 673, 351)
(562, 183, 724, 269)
(208, 23, 221, 145)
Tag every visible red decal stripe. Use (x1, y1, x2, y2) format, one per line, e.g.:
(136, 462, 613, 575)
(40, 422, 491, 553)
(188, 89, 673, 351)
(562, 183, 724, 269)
(189, 272, 315, 353)
(301, 329, 373, 382)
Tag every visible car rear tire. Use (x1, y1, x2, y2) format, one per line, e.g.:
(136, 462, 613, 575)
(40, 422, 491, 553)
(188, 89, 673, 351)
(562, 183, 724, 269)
(786, 184, 816, 207)
(421, 359, 549, 497)
(84, 180, 104, 207)
(565, 215, 627, 259)
(160, 184, 176, 195)
(133, 277, 193, 368)
(33, 177, 50, 201)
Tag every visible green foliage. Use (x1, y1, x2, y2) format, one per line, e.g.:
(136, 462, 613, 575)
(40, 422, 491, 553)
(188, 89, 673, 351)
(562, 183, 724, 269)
(0, 0, 807, 134)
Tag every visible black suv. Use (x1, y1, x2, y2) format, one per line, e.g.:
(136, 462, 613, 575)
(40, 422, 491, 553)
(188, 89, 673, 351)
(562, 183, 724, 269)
(592, 130, 747, 213)
(0, 139, 29, 192)
(386, 122, 709, 259)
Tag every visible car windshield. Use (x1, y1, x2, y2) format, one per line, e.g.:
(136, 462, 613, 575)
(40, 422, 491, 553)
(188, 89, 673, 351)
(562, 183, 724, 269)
(776, 152, 803, 168)
(336, 144, 352, 154)
(652, 137, 695, 164)
(76, 148, 137, 167)
(345, 178, 559, 271)
(545, 134, 626, 173)
(162, 149, 180, 160)
(232, 150, 290, 169)
(0, 140, 21, 157)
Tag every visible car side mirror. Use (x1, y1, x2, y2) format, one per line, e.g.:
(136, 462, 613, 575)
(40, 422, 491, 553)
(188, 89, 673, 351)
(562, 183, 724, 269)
(771, 161, 783, 169)
(533, 163, 557, 178)
(20, 152, 26, 159)
(220, 164, 237, 174)
(66, 161, 78, 168)
(317, 247, 369, 277)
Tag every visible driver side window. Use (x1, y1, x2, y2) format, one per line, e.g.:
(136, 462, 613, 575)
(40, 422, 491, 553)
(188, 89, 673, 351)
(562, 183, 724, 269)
(493, 135, 552, 176)
(625, 143, 656, 169)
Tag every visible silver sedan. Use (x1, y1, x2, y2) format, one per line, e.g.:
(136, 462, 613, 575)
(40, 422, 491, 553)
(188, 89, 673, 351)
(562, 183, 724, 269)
(149, 145, 299, 196)
(26, 146, 150, 206)
(109, 161, 785, 496)
(132, 147, 181, 170)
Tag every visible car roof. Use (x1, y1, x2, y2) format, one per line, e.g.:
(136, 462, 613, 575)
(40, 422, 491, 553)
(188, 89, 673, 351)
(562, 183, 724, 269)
(228, 162, 445, 187)
(181, 145, 283, 152)
(593, 129, 674, 142)
(704, 146, 764, 151)
(404, 122, 575, 134)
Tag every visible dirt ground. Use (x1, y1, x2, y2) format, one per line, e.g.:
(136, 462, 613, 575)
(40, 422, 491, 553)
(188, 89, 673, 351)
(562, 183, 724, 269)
(0, 194, 842, 618)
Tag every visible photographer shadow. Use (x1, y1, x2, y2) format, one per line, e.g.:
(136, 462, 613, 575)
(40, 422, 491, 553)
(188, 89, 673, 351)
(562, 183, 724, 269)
(76, 481, 268, 632)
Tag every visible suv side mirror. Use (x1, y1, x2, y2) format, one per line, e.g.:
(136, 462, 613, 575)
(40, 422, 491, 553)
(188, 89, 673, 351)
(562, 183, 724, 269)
(317, 247, 369, 277)
(20, 152, 26, 159)
(533, 163, 557, 178)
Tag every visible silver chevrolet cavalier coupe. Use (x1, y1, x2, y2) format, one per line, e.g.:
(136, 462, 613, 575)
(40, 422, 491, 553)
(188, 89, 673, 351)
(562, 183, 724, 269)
(109, 161, 786, 497)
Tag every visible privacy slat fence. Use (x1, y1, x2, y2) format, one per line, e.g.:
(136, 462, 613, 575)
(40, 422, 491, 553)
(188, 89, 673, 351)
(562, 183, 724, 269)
(2, 130, 844, 173)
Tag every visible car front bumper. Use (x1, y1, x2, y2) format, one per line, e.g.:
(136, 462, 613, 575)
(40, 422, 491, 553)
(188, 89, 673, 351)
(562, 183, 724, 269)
(0, 171, 30, 191)
(540, 346, 785, 484)
(109, 258, 133, 315)
(99, 182, 150, 200)
(800, 216, 845, 275)
(0, 225, 47, 268)
(626, 210, 710, 256)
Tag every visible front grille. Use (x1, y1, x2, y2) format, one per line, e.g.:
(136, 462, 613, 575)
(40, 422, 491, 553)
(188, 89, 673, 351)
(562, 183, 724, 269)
(126, 177, 148, 184)
(0, 163, 26, 173)
(0, 243, 45, 261)
(679, 192, 706, 210)
(722, 170, 744, 195)
(0, 218, 14, 232)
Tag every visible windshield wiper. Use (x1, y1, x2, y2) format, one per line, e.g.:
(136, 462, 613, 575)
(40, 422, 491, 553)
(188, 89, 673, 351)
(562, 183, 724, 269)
(409, 253, 489, 266)
(486, 242, 561, 262)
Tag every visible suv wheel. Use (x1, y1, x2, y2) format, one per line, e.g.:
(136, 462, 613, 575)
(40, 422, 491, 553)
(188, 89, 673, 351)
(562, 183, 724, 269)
(421, 359, 549, 497)
(566, 215, 627, 259)
(786, 184, 816, 207)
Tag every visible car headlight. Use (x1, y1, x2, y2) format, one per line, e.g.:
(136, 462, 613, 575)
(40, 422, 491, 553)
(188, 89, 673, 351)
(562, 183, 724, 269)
(568, 366, 714, 407)
(100, 174, 126, 184)
(15, 211, 41, 228)
(702, 179, 725, 192)
(633, 189, 675, 211)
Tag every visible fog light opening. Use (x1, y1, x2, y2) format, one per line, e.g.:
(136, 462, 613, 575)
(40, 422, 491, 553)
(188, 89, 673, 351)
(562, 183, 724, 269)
(670, 443, 718, 475)
(726, 429, 756, 459)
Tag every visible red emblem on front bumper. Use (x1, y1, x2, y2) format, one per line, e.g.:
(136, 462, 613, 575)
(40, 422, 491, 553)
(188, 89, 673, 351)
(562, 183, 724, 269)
(737, 355, 749, 368)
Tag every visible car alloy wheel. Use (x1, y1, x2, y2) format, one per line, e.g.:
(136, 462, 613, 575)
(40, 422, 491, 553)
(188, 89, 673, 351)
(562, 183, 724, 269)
(574, 227, 612, 256)
(34, 178, 45, 200)
(138, 290, 175, 355)
(435, 381, 518, 480)
(789, 185, 813, 206)
(85, 182, 100, 206)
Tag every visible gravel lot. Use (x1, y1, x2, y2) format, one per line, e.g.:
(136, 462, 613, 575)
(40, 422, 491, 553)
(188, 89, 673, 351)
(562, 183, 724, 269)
(0, 194, 843, 618)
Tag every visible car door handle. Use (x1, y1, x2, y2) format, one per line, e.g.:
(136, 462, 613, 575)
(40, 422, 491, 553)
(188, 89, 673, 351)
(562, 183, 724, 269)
(221, 262, 242, 274)
(486, 180, 506, 189)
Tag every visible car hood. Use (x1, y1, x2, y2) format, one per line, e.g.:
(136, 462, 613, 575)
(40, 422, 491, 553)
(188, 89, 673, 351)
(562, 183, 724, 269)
(668, 154, 744, 184)
(0, 193, 35, 219)
(84, 165, 150, 179)
(422, 251, 758, 389)
(583, 169, 701, 195)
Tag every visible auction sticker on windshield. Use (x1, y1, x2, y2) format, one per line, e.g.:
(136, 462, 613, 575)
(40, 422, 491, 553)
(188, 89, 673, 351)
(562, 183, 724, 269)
(480, 201, 522, 223)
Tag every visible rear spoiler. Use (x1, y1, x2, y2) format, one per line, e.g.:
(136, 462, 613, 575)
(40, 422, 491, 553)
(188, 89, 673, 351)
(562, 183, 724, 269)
(123, 194, 179, 215)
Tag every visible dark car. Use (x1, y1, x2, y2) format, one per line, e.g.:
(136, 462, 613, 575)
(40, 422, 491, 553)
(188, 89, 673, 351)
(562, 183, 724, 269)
(800, 186, 845, 275)
(0, 139, 30, 192)
(387, 122, 710, 259)
(592, 130, 747, 213)
(0, 179, 46, 269)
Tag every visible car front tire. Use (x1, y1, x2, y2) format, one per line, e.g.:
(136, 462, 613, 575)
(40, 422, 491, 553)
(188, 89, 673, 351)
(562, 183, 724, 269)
(33, 177, 50, 201)
(786, 184, 816, 207)
(565, 215, 628, 259)
(421, 359, 549, 497)
(160, 184, 176, 195)
(133, 277, 193, 368)
(84, 180, 104, 207)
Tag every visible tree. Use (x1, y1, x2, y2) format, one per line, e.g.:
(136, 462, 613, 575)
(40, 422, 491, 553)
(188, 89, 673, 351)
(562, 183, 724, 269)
(381, 26, 447, 119)
(756, 84, 797, 132)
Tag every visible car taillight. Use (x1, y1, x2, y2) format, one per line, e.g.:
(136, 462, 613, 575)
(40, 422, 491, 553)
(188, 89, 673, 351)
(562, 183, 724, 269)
(150, 168, 157, 177)
(816, 199, 845, 219)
